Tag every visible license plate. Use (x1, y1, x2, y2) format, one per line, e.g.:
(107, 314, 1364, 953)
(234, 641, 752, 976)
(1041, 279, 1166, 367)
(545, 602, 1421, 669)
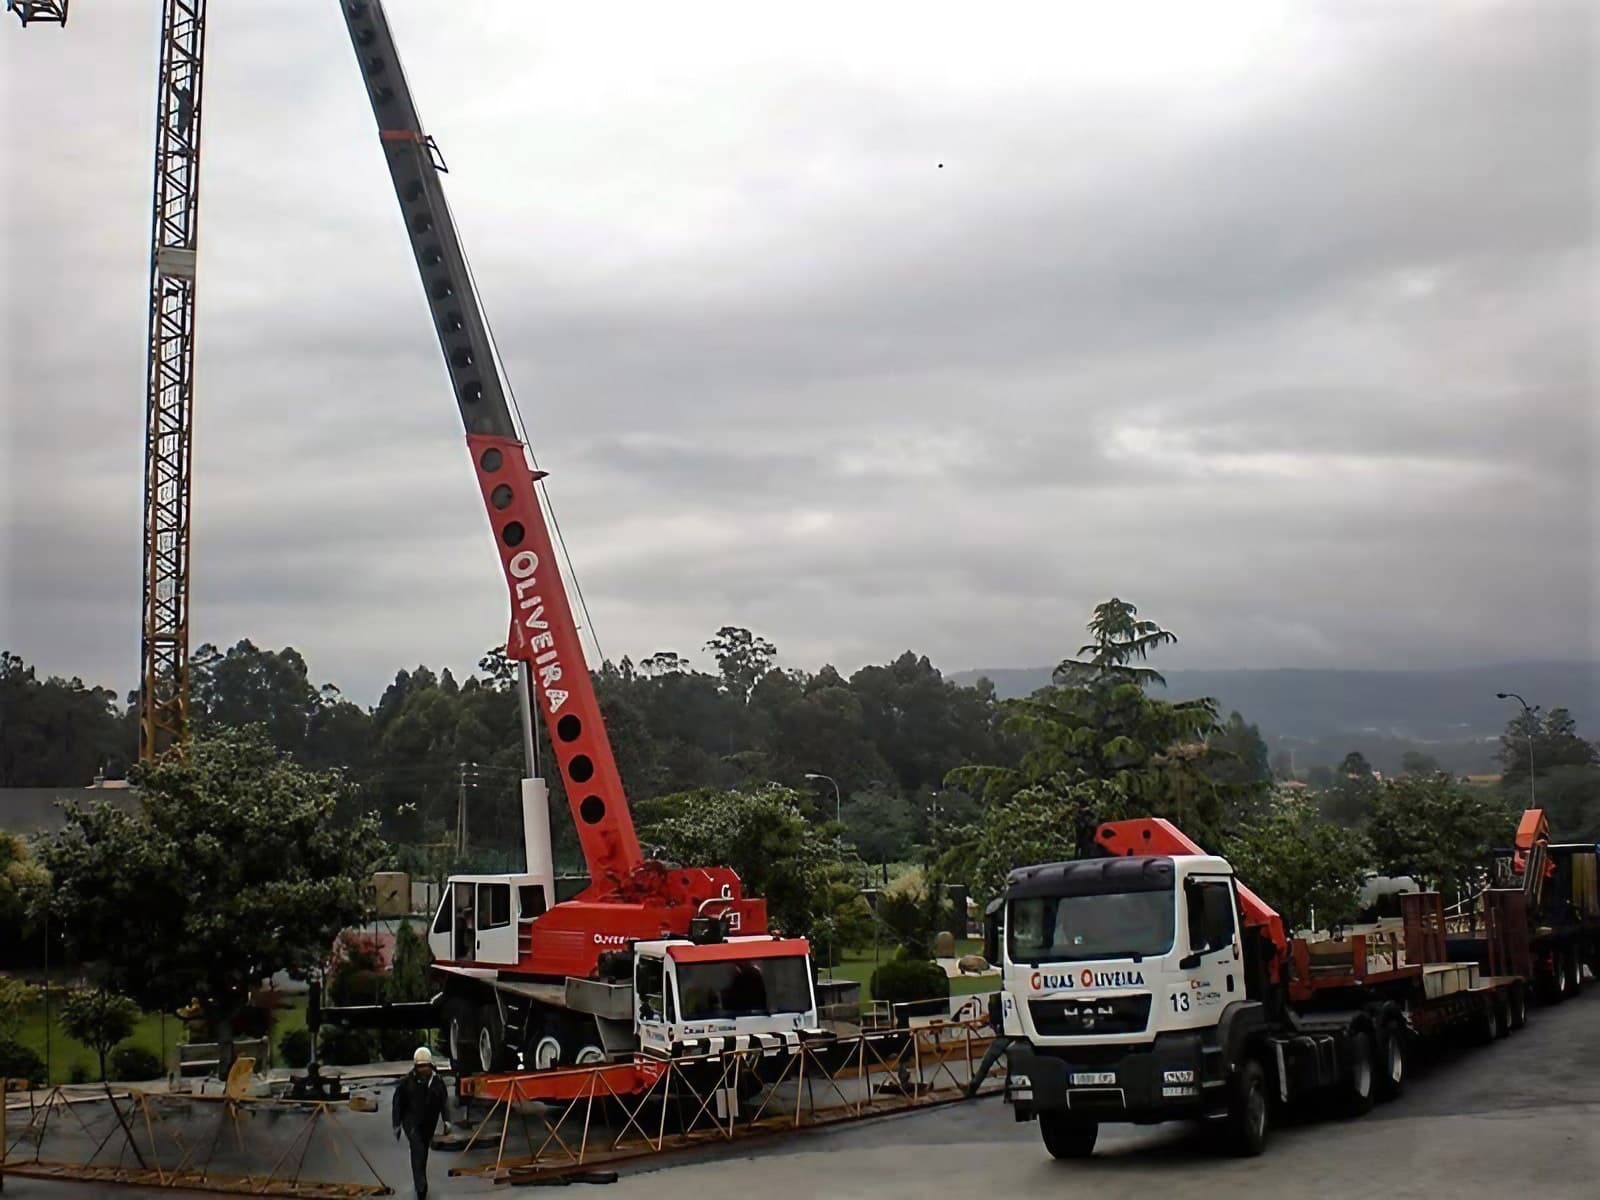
(1070, 1072, 1116, 1086)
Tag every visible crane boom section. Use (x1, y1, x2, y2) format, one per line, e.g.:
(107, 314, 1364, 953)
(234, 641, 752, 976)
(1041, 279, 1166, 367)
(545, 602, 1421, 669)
(338, 0, 642, 882)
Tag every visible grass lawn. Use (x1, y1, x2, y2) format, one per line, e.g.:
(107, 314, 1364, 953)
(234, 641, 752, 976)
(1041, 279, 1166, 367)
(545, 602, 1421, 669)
(9, 994, 310, 1084)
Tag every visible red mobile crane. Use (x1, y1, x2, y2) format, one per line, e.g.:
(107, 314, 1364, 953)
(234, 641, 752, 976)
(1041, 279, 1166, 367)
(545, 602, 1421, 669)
(331, 1, 817, 1076)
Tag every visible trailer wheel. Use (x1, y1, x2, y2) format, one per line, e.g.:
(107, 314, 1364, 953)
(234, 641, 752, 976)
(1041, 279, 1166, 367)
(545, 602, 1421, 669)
(1507, 985, 1527, 1031)
(1226, 1059, 1269, 1157)
(1375, 1022, 1406, 1102)
(1566, 949, 1584, 996)
(1038, 1111, 1098, 1159)
(574, 1045, 606, 1066)
(1339, 1030, 1376, 1117)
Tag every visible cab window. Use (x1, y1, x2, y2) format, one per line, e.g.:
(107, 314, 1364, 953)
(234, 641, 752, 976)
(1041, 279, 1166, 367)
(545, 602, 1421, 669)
(1186, 880, 1236, 955)
(637, 956, 666, 1022)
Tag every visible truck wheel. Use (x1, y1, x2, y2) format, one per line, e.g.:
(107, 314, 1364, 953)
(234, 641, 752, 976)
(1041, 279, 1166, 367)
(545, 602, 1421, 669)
(574, 1045, 606, 1066)
(1339, 1030, 1376, 1117)
(1038, 1111, 1098, 1159)
(1566, 949, 1584, 996)
(1375, 1022, 1406, 1101)
(1226, 1059, 1269, 1157)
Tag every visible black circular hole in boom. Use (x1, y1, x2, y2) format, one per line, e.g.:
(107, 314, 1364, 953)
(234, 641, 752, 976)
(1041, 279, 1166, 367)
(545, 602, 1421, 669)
(479, 447, 502, 472)
(501, 521, 525, 547)
(579, 796, 606, 826)
(556, 714, 581, 742)
(568, 754, 594, 783)
(490, 484, 513, 510)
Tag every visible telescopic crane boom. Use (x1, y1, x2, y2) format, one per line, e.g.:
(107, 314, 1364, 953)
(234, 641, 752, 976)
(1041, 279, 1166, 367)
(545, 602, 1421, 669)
(336, 0, 642, 888)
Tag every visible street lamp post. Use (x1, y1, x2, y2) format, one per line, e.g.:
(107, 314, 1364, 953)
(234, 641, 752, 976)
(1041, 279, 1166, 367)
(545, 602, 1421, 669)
(804, 772, 842, 831)
(1495, 692, 1539, 807)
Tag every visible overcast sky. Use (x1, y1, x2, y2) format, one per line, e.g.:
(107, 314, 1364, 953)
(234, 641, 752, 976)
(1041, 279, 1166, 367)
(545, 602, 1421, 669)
(2, 0, 1595, 704)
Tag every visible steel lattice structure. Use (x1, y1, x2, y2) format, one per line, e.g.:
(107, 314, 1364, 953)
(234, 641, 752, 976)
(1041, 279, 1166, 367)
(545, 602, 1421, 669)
(139, 0, 208, 762)
(5, 1, 69, 27)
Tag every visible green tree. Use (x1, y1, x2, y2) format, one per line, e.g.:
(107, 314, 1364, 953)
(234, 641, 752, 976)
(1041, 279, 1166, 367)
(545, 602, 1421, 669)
(0, 976, 40, 1045)
(1318, 751, 1379, 826)
(1367, 774, 1516, 899)
(842, 789, 917, 865)
(639, 785, 847, 938)
(1222, 798, 1371, 934)
(0, 651, 132, 786)
(60, 989, 140, 1082)
(1499, 706, 1598, 794)
(960, 779, 1132, 905)
(704, 626, 778, 701)
(1400, 750, 1443, 777)
(1205, 712, 1273, 792)
(41, 730, 384, 1073)
(1053, 598, 1179, 688)
(189, 640, 326, 756)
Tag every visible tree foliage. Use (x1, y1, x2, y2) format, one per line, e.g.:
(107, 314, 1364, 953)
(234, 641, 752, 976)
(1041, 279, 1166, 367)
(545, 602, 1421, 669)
(40, 729, 384, 1067)
(1221, 798, 1371, 934)
(1366, 774, 1516, 899)
(0, 651, 131, 786)
(638, 785, 848, 938)
(59, 989, 140, 1082)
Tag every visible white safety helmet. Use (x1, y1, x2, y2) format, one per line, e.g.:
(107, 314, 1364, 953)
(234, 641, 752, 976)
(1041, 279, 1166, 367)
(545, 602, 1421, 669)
(413, 1046, 433, 1067)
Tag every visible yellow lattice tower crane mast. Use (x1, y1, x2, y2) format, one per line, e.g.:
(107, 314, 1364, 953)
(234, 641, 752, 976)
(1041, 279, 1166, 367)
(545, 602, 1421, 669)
(10, 1, 209, 762)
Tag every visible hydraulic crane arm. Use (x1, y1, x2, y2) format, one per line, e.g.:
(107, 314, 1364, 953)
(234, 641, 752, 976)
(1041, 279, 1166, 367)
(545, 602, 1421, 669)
(337, 0, 642, 885)
(1095, 817, 1289, 964)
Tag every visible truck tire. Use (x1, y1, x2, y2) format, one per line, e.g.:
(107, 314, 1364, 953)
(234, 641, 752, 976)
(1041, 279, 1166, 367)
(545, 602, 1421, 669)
(1375, 1021, 1406, 1101)
(478, 1003, 517, 1073)
(1339, 1030, 1376, 1117)
(1566, 949, 1584, 996)
(1038, 1111, 1098, 1159)
(446, 998, 480, 1073)
(531, 1035, 562, 1071)
(1225, 1059, 1269, 1157)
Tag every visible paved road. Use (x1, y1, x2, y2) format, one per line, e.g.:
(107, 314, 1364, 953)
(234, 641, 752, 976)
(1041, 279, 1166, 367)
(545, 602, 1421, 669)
(5, 990, 1596, 1198)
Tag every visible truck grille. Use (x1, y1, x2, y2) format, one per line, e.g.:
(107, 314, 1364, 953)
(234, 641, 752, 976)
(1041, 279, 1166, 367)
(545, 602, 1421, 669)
(1028, 995, 1151, 1037)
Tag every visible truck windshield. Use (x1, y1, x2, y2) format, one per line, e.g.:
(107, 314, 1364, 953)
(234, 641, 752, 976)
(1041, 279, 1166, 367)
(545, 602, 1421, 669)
(676, 955, 812, 1021)
(1008, 890, 1175, 964)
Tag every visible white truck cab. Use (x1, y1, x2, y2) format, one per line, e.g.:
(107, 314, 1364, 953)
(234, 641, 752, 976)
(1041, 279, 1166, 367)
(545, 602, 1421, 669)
(632, 935, 820, 1061)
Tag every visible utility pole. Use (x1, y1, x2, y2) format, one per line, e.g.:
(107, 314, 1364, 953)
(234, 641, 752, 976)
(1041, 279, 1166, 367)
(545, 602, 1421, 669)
(1495, 692, 1539, 807)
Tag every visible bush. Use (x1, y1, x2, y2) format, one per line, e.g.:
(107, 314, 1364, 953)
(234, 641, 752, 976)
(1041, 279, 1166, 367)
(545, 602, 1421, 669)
(109, 1045, 164, 1081)
(0, 1036, 46, 1087)
(870, 955, 950, 1008)
(318, 1025, 381, 1067)
(380, 1028, 425, 1064)
(278, 1027, 313, 1069)
(68, 1063, 89, 1085)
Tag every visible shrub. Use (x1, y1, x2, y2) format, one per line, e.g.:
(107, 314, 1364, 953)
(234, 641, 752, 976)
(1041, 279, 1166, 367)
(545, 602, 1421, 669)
(380, 1028, 424, 1064)
(60, 989, 141, 1081)
(0, 1037, 46, 1087)
(317, 1025, 381, 1067)
(278, 1027, 313, 1069)
(870, 955, 951, 1008)
(109, 1045, 164, 1081)
(68, 1063, 89, 1085)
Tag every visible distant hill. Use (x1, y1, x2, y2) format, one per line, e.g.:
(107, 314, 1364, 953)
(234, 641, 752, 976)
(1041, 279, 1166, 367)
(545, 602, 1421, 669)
(951, 661, 1600, 776)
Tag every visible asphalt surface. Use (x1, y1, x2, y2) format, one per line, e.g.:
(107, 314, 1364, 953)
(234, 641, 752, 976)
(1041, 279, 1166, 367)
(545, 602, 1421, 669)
(5, 989, 1597, 1198)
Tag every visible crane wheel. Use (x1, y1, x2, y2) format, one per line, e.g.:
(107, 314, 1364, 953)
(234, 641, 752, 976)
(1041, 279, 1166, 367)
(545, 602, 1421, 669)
(446, 1003, 481, 1074)
(531, 1036, 562, 1071)
(1507, 985, 1527, 1032)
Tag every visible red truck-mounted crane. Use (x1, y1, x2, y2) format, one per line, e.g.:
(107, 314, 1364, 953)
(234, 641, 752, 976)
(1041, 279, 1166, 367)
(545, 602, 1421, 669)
(330, 0, 817, 1078)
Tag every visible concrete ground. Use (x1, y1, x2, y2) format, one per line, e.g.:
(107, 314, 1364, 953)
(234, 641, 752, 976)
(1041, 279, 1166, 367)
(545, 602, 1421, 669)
(5, 989, 1597, 1198)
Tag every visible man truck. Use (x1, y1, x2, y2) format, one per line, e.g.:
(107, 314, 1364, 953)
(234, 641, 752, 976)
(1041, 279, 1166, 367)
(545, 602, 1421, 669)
(992, 818, 1532, 1159)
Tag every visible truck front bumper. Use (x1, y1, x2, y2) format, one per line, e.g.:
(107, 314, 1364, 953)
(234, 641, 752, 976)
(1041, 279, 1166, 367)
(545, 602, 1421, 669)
(1006, 1034, 1223, 1124)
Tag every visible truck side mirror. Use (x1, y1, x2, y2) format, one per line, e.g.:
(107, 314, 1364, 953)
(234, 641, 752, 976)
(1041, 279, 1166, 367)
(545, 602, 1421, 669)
(983, 900, 1002, 966)
(1178, 952, 1203, 971)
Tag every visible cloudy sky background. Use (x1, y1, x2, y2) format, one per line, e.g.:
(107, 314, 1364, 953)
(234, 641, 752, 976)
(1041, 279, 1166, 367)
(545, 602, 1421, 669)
(2, 0, 1595, 704)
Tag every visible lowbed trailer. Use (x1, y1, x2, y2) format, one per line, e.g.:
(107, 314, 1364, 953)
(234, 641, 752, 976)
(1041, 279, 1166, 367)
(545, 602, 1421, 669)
(995, 818, 1534, 1160)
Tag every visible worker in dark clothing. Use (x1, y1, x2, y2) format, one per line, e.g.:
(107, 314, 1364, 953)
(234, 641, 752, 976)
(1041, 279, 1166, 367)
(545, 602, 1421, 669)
(392, 1046, 451, 1198)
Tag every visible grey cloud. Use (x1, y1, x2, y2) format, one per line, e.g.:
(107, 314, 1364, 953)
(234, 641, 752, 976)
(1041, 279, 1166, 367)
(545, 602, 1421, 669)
(4, 0, 1595, 703)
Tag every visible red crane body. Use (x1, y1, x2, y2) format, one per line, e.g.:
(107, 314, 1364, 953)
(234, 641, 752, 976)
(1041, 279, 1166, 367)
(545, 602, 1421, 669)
(341, 3, 768, 985)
